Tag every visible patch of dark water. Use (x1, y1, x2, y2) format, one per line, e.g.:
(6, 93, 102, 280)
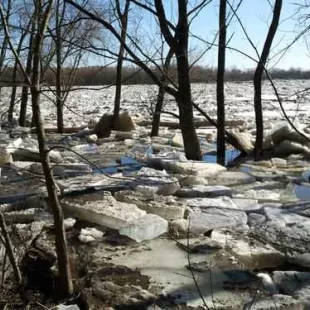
(93, 156, 144, 175)
(294, 184, 310, 201)
(202, 148, 241, 165)
(223, 270, 258, 286)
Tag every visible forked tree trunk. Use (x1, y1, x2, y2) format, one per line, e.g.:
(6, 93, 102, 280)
(216, 0, 227, 166)
(254, 0, 282, 159)
(113, 0, 130, 123)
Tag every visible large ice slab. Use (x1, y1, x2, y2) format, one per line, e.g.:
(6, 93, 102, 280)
(175, 185, 232, 198)
(166, 161, 226, 177)
(115, 190, 185, 220)
(119, 214, 168, 242)
(61, 192, 146, 229)
(134, 167, 180, 196)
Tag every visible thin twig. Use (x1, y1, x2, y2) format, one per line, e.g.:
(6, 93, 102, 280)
(187, 217, 211, 310)
(0, 212, 22, 287)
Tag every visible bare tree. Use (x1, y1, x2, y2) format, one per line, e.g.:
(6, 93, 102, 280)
(8, 17, 32, 123)
(65, 0, 204, 159)
(0, 0, 73, 297)
(113, 0, 130, 123)
(30, 0, 73, 296)
(49, 0, 95, 133)
(19, 17, 36, 127)
(253, 0, 282, 159)
(155, 0, 201, 159)
(150, 46, 173, 137)
(217, 0, 227, 165)
(0, 0, 11, 97)
(0, 213, 24, 297)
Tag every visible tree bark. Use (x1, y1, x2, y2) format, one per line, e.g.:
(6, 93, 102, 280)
(216, 0, 227, 166)
(0, 213, 22, 287)
(151, 83, 165, 137)
(8, 24, 29, 123)
(253, 0, 282, 159)
(0, 38, 8, 98)
(55, 0, 64, 133)
(151, 47, 173, 137)
(0, 0, 11, 98)
(174, 0, 201, 160)
(31, 0, 73, 297)
(19, 19, 35, 127)
(8, 64, 18, 123)
(113, 0, 130, 123)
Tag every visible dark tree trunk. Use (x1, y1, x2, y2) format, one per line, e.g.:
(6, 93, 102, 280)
(216, 0, 227, 166)
(253, 0, 282, 159)
(0, 0, 10, 97)
(113, 0, 130, 122)
(174, 0, 201, 160)
(8, 85, 17, 123)
(151, 83, 165, 137)
(30, 0, 73, 297)
(19, 20, 35, 127)
(66, 0, 200, 159)
(0, 38, 7, 98)
(8, 63, 18, 123)
(9, 26, 29, 123)
(151, 48, 173, 137)
(56, 52, 64, 133)
(56, 96, 64, 133)
(55, 0, 64, 133)
(19, 85, 30, 127)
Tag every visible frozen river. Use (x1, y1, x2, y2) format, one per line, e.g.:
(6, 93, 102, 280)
(1, 79, 309, 129)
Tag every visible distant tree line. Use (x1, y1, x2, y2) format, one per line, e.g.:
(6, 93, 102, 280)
(1, 65, 310, 87)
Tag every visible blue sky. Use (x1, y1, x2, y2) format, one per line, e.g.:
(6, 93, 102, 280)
(92, 1, 309, 70)
(189, 0, 309, 69)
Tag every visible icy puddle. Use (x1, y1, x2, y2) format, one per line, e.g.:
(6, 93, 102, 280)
(294, 184, 310, 200)
(202, 148, 241, 165)
(93, 156, 144, 175)
(112, 238, 251, 308)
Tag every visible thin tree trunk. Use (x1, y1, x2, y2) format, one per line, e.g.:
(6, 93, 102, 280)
(30, 0, 73, 297)
(253, 0, 282, 159)
(0, 213, 22, 287)
(55, 0, 64, 133)
(216, 0, 227, 166)
(8, 25, 29, 123)
(0, 38, 8, 98)
(19, 20, 35, 127)
(0, 0, 11, 97)
(8, 65, 18, 123)
(151, 48, 173, 137)
(151, 83, 165, 137)
(113, 0, 130, 122)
